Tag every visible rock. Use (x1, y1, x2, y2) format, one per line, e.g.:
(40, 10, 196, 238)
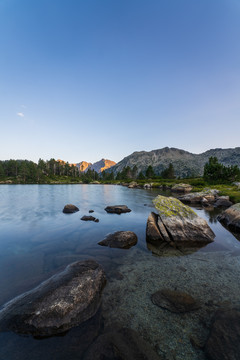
(104, 205, 131, 214)
(171, 183, 193, 193)
(146, 196, 215, 248)
(0, 260, 106, 336)
(144, 183, 153, 189)
(178, 189, 219, 205)
(218, 203, 240, 233)
(83, 327, 162, 360)
(151, 289, 200, 313)
(214, 196, 233, 208)
(62, 204, 79, 213)
(128, 181, 138, 188)
(205, 308, 240, 360)
(81, 215, 99, 222)
(98, 231, 137, 249)
(89, 210, 94, 213)
(233, 181, 240, 189)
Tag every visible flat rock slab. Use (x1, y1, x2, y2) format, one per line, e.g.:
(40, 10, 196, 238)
(98, 231, 137, 249)
(81, 215, 99, 222)
(104, 205, 131, 214)
(63, 204, 79, 213)
(83, 327, 162, 360)
(205, 308, 240, 360)
(218, 203, 240, 233)
(151, 289, 200, 313)
(0, 260, 106, 337)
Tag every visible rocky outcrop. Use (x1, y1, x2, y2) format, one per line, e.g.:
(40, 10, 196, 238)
(146, 196, 215, 249)
(128, 181, 138, 188)
(151, 289, 200, 313)
(104, 205, 131, 214)
(171, 183, 193, 193)
(205, 308, 240, 360)
(0, 260, 106, 336)
(62, 204, 79, 213)
(144, 183, 153, 189)
(217, 203, 240, 233)
(98, 231, 137, 249)
(77, 161, 92, 172)
(83, 327, 162, 360)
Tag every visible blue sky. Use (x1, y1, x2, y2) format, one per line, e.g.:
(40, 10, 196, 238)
(0, 0, 240, 163)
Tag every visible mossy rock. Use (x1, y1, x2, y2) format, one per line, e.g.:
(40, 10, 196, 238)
(153, 195, 197, 219)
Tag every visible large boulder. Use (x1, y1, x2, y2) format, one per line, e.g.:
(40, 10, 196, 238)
(98, 231, 137, 249)
(104, 205, 131, 214)
(217, 203, 240, 233)
(0, 260, 106, 336)
(146, 196, 215, 249)
(205, 308, 240, 360)
(62, 204, 79, 213)
(83, 327, 162, 360)
(214, 196, 233, 208)
(171, 183, 193, 193)
(151, 289, 200, 313)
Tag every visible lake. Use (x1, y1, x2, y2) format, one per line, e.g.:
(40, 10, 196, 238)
(0, 185, 239, 360)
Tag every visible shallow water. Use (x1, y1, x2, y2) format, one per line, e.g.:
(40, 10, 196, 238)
(0, 185, 239, 359)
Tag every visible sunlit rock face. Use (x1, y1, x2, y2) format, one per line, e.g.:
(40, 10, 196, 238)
(77, 161, 93, 172)
(146, 196, 215, 254)
(76, 159, 116, 173)
(0, 260, 106, 337)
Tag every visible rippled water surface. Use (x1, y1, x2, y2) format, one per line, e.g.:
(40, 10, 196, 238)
(0, 185, 239, 360)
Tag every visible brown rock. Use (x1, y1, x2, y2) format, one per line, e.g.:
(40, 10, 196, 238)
(98, 231, 137, 249)
(218, 203, 240, 233)
(104, 205, 131, 214)
(151, 289, 200, 313)
(62, 204, 79, 213)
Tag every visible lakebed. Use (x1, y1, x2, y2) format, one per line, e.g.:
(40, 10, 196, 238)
(0, 185, 239, 359)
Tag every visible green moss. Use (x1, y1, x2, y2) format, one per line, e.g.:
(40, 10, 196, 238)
(153, 195, 197, 219)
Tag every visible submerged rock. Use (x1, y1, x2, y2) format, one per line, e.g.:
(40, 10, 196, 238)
(151, 289, 200, 313)
(98, 231, 137, 249)
(217, 203, 240, 233)
(171, 183, 193, 193)
(81, 215, 99, 222)
(146, 196, 215, 249)
(104, 205, 131, 214)
(205, 308, 240, 360)
(83, 327, 162, 360)
(0, 260, 106, 336)
(62, 204, 79, 213)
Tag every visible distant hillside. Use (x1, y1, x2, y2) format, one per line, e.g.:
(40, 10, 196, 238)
(76, 159, 116, 173)
(110, 147, 240, 178)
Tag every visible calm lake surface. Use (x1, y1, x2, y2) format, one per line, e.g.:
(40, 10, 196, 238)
(0, 185, 239, 360)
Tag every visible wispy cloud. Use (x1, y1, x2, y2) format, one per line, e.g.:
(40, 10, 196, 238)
(17, 112, 25, 118)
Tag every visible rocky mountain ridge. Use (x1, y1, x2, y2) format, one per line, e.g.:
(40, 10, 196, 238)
(110, 147, 240, 178)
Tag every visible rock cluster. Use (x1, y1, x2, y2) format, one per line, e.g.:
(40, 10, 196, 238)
(178, 189, 233, 208)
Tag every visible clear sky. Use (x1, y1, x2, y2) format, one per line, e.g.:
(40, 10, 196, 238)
(0, 0, 240, 164)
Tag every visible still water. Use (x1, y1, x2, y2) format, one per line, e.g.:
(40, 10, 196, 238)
(0, 185, 239, 360)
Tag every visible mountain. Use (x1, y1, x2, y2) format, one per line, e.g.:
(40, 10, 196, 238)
(110, 147, 240, 178)
(76, 159, 116, 173)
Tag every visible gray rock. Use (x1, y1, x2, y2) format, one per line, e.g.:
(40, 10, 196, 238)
(62, 204, 79, 213)
(146, 196, 215, 249)
(151, 289, 200, 313)
(98, 231, 137, 249)
(104, 205, 131, 214)
(171, 183, 193, 193)
(83, 327, 162, 360)
(214, 196, 233, 208)
(218, 203, 240, 233)
(205, 308, 240, 360)
(0, 260, 106, 336)
(178, 189, 219, 205)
